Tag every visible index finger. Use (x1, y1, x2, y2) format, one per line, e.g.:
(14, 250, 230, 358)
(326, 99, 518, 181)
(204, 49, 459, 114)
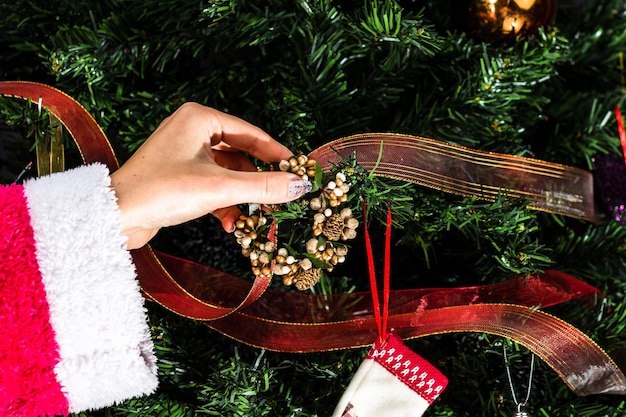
(207, 107, 293, 163)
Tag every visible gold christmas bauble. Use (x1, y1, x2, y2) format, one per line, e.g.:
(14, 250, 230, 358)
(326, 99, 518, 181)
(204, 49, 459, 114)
(462, 0, 558, 42)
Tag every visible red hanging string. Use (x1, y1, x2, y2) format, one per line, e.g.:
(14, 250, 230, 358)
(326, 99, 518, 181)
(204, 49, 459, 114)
(615, 105, 626, 167)
(363, 201, 392, 343)
(383, 205, 391, 338)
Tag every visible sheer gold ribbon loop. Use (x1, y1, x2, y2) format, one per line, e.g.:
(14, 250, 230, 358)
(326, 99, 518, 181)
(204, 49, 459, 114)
(309, 133, 598, 221)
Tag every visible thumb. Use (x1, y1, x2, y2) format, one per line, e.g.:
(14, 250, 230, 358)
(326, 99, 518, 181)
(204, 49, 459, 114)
(213, 171, 312, 233)
(229, 170, 312, 206)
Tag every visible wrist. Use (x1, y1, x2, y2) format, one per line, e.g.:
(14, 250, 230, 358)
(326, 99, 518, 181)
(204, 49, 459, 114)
(110, 170, 154, 250)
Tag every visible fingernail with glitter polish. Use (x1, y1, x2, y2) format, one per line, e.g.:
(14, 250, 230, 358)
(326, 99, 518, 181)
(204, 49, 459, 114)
(289, 178, 312, 197)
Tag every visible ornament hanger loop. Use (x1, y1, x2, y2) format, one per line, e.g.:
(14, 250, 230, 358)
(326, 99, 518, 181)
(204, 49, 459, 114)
(503, 342, 535, 412)
(363, 201, 392, 344)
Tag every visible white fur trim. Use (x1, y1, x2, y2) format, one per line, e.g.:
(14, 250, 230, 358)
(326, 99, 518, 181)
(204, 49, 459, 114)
(23, 164, 158, 413)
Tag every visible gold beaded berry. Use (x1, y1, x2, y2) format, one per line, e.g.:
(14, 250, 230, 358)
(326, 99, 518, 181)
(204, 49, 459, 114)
(234, 154, 358, 291)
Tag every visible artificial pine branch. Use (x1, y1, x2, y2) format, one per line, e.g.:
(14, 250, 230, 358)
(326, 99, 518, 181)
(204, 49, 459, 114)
(3, 0, 626, 416)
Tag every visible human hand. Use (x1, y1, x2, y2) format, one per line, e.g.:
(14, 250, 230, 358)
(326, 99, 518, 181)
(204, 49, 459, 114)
(110, 103, 311, 250)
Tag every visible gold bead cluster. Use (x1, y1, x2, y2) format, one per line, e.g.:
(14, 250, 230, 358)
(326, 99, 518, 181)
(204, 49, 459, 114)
(234, 155, 359, 291)
(279, 154, 317, 181)
(233, 214, 274, 278)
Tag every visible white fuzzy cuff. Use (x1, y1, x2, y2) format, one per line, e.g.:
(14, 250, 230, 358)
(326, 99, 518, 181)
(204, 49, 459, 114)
(23, 164, 158, 413)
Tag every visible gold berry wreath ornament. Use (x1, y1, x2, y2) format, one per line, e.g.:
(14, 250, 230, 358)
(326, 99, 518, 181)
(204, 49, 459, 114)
(233, 147, 414, 292)
(234, 154, 360, 291)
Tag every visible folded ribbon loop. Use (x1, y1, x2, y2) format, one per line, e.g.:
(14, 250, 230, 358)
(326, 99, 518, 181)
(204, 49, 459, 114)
(309, 133, 597, 221)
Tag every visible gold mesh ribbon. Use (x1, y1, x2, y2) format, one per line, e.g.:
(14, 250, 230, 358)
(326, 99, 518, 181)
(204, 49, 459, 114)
(310, 133, 597, 221)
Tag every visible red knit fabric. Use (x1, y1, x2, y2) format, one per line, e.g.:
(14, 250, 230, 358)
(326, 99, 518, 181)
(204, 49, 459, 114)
(367, 333, 448, 405)
(0, 185, 68, 417)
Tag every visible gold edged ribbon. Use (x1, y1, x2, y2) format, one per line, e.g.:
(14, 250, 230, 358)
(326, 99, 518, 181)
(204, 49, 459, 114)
(309, 133, 597, 222)
(1, 80, 624, 396)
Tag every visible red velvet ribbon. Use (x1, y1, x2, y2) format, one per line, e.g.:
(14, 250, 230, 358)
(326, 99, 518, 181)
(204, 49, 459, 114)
(2, 81, 626, 396)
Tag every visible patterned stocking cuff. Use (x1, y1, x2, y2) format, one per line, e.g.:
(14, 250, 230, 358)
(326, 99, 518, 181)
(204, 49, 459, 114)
(333, 333, 448, 417)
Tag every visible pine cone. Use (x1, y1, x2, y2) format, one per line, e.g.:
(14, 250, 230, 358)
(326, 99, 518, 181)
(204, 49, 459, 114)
(322, 213, 344, 240)
(294, 268, 322, 291)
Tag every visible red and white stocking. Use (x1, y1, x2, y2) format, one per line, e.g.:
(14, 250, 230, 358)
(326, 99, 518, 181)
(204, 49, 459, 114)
(333, 204, 448, 417)
(333, 333, 447, 417)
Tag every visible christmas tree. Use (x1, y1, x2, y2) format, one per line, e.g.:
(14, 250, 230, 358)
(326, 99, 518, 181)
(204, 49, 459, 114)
(2, 0, 626, 415)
